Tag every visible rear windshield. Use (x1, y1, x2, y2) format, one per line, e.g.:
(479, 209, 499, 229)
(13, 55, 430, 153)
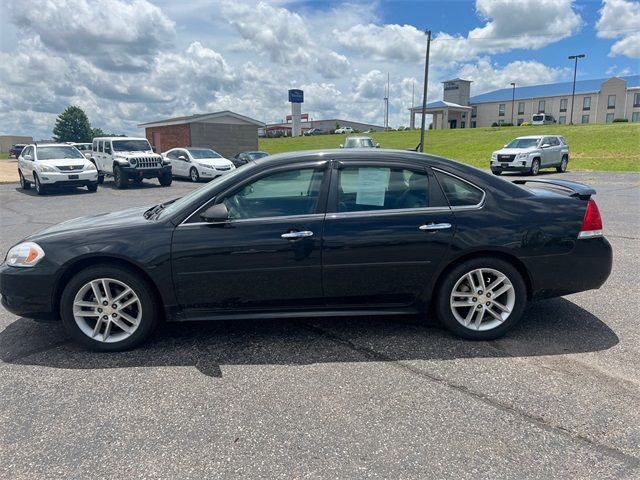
(36, 146, 85, 160)
(532, 115, 543, 121)
(344, 138, 374, 148)
(113, 140, 152, 152)
(247, 151, 269, 160)
(188, 148, 222, 159)
(506, 138, 539, 148)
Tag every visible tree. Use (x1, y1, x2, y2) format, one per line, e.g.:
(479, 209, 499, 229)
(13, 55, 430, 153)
(53, 106, 93, 142)
(91, 127, 107, 138)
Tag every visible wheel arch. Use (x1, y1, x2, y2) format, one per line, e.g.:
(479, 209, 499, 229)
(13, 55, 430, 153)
(53, 255, 166, 321)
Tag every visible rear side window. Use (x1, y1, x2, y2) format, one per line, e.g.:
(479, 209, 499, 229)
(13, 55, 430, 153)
(434, 170, 484, 207)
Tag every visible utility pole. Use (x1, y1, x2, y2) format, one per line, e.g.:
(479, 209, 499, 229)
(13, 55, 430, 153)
(568, 54, 585, 125)
(419, 29, 431, 152)
(510, 82, 516, 125)
(383, 73, 390, 130)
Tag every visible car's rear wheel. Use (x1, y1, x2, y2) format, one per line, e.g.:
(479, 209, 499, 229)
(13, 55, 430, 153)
(530, 159, 540, 176)
(114, 165, 128, 189)
(435, 257, 527, 340)
(97, 174, 104, 184)
(34, 173, 47, 195)
(556, 156, 568, 173)
(60, 265, 159, 351)
(19, 170, 31, 190)
(189, 167, 200, 182)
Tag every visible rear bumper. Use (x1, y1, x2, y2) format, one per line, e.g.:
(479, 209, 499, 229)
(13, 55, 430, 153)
(0, 262, 58, 320)
(523, 237, 613, 299)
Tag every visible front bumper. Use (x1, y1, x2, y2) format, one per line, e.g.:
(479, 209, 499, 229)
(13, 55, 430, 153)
(121, 165, 172, 179)
(0, 262, 58, 320)
(38, 170, 98, 186)
(491, 158, 532, 172)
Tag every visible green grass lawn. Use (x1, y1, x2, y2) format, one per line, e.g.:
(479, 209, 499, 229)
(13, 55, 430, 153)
(0, 153, 10, 160)
(260, 123, 640, 172)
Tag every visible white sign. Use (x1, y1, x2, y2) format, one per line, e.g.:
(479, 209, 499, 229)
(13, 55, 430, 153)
(356, 168, 390, 207)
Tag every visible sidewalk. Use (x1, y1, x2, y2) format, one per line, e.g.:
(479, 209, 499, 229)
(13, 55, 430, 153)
(0, 159, 19, 183)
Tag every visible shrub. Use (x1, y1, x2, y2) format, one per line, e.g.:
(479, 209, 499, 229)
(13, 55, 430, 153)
(520, 122, 531, 126)
(613, 118, 629, 123)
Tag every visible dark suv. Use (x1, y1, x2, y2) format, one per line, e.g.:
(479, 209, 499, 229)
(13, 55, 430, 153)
(9, 144, 26, 158)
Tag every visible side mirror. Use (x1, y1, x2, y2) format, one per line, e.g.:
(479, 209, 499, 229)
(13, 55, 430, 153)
(541, 144, 550, 148)
(23, 154, 32, 161)
(178, 155, 188, 161)
(200, 203, 229, 223)
(375, 143, 380, 148)
(339, 144, 344, 148)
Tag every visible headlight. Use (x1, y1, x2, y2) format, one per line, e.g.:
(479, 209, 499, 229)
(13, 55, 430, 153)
(129, 158, 138, 166)
(6, 242, 45, 268)
(197, 163, 213, 169)
(491, 153, 497, 160)
(85, 162, 96, 171)
(39, 164, 56, 172)
(516, 153, 528, 159)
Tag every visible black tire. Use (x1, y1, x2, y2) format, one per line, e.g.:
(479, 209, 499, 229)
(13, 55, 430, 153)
(556, 155, 568, 173)
(189, 167, 200, 183)
(159, 172, 172, 187)
(34, 173, 47, 195)
(434, 257, 527, 340)
(87, 182, 98, 192)
(19, 170, 31, 190)
(114, 165, 128, 189)
(491, 169, 502, 176)
(60, 264, 159, 351)
(530, 158, 540, 176)
(133, 177, 144, 184)
(97, 174, 104, 185)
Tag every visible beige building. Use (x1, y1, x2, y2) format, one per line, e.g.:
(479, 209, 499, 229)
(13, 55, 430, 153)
(0, 135, 33, 154)
(410, 75, 640, 129)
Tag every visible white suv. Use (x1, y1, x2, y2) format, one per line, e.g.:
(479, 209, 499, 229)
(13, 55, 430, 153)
(18, 143, 99, 195)
(490, 135, 569, 176)
(91, 137, 172, 189)
(335, 126, 354, 134)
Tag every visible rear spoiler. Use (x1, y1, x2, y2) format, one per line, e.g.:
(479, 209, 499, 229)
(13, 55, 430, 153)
(512, 179, 596, 200)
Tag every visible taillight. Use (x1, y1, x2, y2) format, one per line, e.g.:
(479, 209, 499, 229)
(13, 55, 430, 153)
(578, 199, 603, 239)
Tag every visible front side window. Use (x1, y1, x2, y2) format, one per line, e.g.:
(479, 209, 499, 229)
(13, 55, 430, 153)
(498, 104, 505, 116)
(538, 101, 545, 113)
(223, 168, 325, 219)
(337, 166, 429, 213)
(188, 148, 222, 159)
(583, 97, 591, 110)
(92, 140, 98, 151)
(518, 102, 525, 115)
(166, 150, 179, 160)
(434, 170, 484, 207)
(607, 95, 616, 108)
(98, 141, 104, 153)
(560, 98, 568, 112)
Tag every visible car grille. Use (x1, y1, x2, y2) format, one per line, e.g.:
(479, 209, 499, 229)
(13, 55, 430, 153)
(57, 165, 85, 171)
(498, 154, 516, 162)
(216, 165, 232, 171)
(133, 157, 161, 168)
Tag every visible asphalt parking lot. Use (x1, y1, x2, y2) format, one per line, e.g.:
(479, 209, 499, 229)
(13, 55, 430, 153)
(1, 172, 639, 479)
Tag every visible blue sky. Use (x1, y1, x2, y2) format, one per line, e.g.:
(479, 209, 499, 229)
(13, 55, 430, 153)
(0, 0, 638, 138)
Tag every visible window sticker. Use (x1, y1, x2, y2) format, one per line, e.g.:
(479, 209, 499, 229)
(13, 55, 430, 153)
(355, 167, 390, 206)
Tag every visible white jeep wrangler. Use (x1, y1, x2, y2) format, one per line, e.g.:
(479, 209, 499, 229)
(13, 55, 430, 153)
(91, 137, 172, 188)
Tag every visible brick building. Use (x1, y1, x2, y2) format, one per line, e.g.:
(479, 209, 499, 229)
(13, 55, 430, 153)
(138, 111, 264, 158)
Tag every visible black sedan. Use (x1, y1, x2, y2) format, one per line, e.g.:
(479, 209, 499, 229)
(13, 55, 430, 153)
(0, 149, 612, 351)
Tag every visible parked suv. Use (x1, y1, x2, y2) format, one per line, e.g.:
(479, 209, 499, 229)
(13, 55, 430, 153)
(91, 137, 171, 188)
(9, 144, 26, 158)
(18, 143, 98, 195)
(335, 126, 354, 134)
(491, 135, 569, 176)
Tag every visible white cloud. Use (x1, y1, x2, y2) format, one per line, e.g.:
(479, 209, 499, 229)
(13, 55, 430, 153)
(596, 0, 640, 58)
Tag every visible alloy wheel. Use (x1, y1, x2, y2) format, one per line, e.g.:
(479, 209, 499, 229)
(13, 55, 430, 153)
(72, 278, 142, 343)
(449, 268, 516, 331)
(190, 168, 199, 182)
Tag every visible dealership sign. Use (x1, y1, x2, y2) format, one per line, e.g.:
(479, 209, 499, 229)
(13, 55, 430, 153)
(288, 89, 304, 103)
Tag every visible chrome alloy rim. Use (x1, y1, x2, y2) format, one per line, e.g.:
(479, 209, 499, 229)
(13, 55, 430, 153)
(532, 161, 539, 174)
(191, 169, 198, 181)
(73, 278, 142, 343)
(450, 268, 516, 331)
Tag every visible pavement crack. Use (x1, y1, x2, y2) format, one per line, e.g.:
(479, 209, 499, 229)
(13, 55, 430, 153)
(299, 321, 640, 469)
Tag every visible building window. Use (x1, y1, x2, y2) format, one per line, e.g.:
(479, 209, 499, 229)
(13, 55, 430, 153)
(634, 93, 640, 107)
(606, 113, 614, 123)
(581, 114, 589, 124)
(607, 95, 616, 109)
(632, 112, 640, 122)
(583, 96, 591, 111)
(471, 121, 477, 128)
(560, 99, 568, 112)
(471, 106, 477, 118)
(498, 104, 505, 116)
(538, 100, 545, 113)
(517, 118, 524, 126)
(558, 116, 566, 124)
(517, 102, 525, 115)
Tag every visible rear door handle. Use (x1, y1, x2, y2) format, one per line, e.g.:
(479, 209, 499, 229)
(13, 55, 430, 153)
(419, 223, 452, 231)
(281, 230, 314, 239)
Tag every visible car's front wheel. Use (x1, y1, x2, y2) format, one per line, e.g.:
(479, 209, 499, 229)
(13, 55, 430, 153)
(189, 167, 200, 182)
(530, 159, 540, 176)
(34, 173, 47, 195)
(19, 170, 31, 190)
(159, 172, 172, 187)
(87, 182, 98, 192)
(435, 257, 527, 340)
(114, 165, 128, 189)
(60, 264, 159, 351)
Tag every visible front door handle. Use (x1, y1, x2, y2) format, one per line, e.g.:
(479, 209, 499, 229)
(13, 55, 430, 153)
(281, 230, 314, 239)
(419, 222, 452, 231)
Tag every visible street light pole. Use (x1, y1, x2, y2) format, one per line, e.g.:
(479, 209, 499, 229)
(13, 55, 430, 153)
(510, 82, 516, 125)
(568, 54, 585, 125)
(419, 29, 431, 153)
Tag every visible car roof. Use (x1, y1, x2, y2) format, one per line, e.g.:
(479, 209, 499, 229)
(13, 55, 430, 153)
(514, 135, 545, 139)
(93, 137, 148, 141)
(345, 136, 373, 140)
(33, 143, 75, 148)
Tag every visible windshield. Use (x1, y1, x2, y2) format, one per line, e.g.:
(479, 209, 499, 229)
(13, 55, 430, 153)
(344, 138, 374, 148)
(37, 146, 85, 160)
(75, 144, 91, 151)
(248, 151, 269, 160)
(506, 138, 539, 148)
(532, 115, 544, 121)
(156, 167, 246, 220)
(188, 148, 222, 159)
(113, 140, 152, 152)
